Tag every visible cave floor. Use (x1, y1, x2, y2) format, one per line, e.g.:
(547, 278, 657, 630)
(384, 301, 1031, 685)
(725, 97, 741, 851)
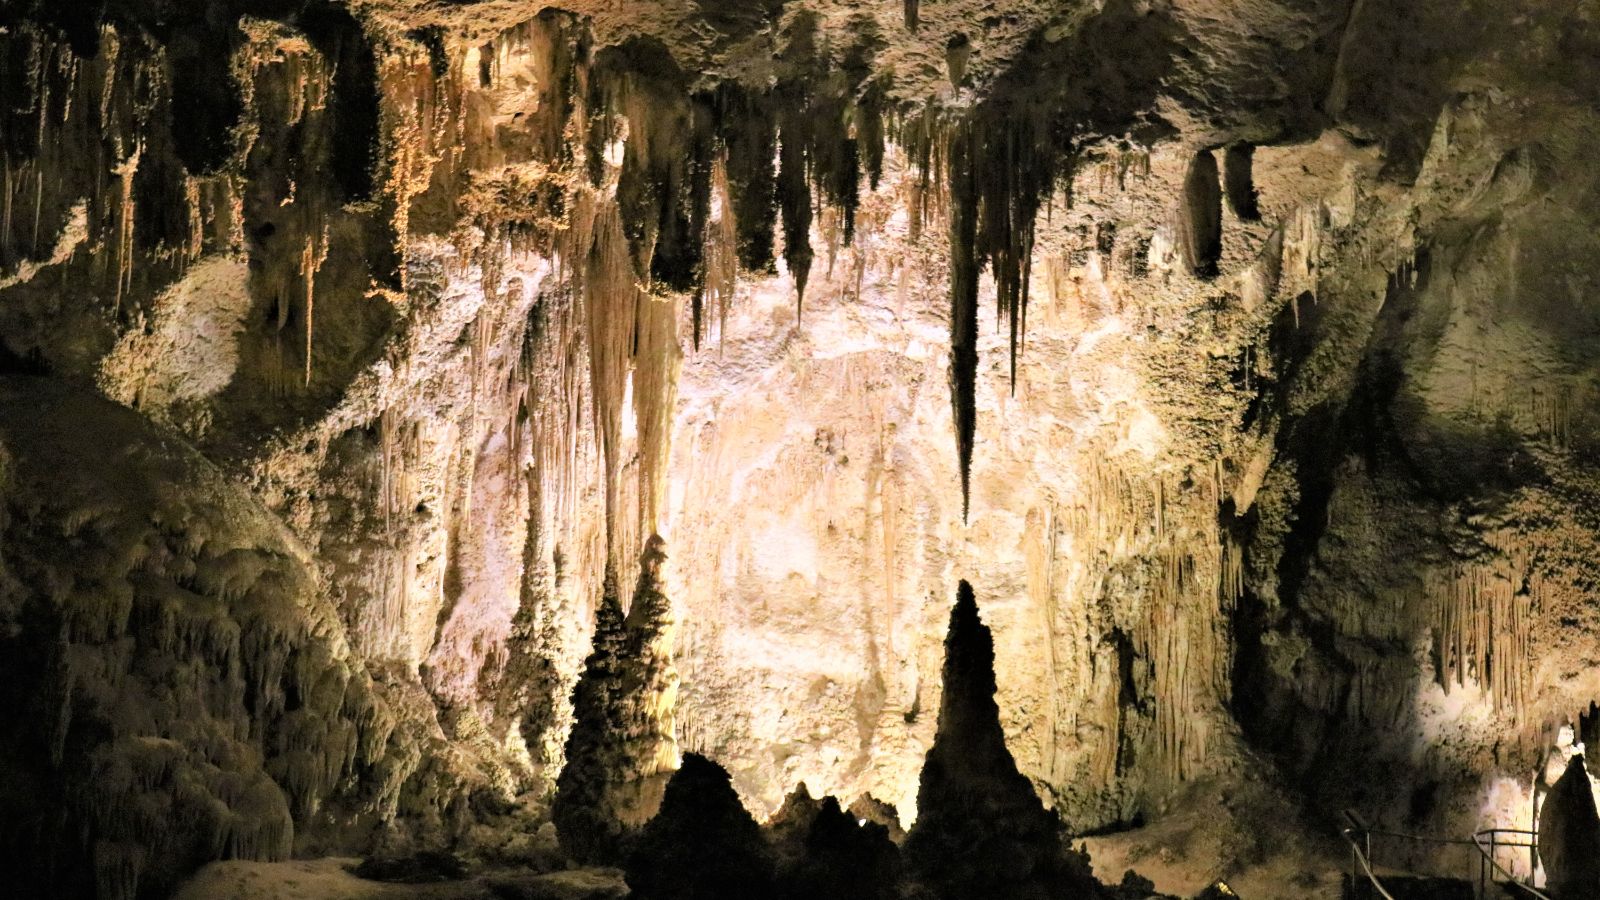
(172, 858, 628, 900)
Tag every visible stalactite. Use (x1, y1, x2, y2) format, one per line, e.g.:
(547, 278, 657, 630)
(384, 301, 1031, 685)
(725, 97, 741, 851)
(1434, 528, 1538, 719)
(702, 155, 739, 348)
(715, 84, 777, 275)
(905, 0, 920, 32)
(778, 108, 814, 316)
(112, 145, 140, 312)
(860, 81, 887, 193)
(947, 122, 979, 521)
(300, 229, 327, 387)
(573, 193, 642, 563)
(378, 408, 418, 535)
(634, 292, 681, 538)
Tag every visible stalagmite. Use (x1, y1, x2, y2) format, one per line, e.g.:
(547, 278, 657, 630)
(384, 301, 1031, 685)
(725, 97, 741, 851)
(1538, 756, 1600, 897)
(553, 563, 632, 864)
(905, 581, 1093, 899)
(625, 754, 775, 899)
(553, 537, 682, 863)
(617, 535, 682, 819)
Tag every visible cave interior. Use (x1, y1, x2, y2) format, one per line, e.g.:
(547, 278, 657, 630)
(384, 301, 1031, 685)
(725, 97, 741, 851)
(1, 0, 1600, 898)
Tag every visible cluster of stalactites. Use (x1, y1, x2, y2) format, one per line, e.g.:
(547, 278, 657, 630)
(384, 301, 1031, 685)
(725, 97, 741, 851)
(894, 100, 1070, 519)
(471, 13, 894, 574)
(0, 24, 232, 322)
(1434, 527, 1540, 719)
(574, 15, 888, 343)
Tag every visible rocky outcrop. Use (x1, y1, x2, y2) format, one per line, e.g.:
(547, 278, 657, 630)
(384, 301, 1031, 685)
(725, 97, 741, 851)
(0, 379, 446, 900)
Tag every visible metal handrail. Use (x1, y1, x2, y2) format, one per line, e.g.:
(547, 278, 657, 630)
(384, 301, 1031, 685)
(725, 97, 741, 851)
(1472, 827, 1551, 900)
(1342, 823, 1399, 900)
(1341, 810, 1547, 900)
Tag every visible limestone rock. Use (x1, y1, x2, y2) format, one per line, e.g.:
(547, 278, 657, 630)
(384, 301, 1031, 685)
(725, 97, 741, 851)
(1538, 755, 1600, 898)
(905, 580, 1098, 899)
(625, 753, 775, 900)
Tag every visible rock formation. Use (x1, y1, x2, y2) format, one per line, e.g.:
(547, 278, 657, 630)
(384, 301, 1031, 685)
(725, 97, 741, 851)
(553, 536, 680, 863)
(905, 580, 1096, 899)
(552, 565, 631, 864)
(625, 753, 775, 900)
(0, 379, 443, 899)
(778, 796, 902, 900)
(0, 0, 1596, 895)
(1538, 755, 1600, 898)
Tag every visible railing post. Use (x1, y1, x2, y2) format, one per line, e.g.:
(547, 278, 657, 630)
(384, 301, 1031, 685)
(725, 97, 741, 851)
(1479, 839, 1486, 900)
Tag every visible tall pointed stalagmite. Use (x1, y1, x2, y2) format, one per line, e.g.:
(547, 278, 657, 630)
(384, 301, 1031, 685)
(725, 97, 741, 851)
(905, 580, 1095, 900)
(553, 563, 631, 864)
(553, 538, 683, 864)
(616, 535, 682, 825)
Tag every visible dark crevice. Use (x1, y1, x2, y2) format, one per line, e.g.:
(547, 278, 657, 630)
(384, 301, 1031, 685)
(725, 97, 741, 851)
(1223, 143, 1260, 221)
(1179, 149, 1222, 278)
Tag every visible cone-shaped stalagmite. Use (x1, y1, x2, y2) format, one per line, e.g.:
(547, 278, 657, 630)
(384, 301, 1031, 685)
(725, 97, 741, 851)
(626, 753, 776, 900)
(1539, 754, 1600, 897)
(553, 538, 682, 864)
(617, 535, 682, 823)
(553, 564, 631, 864)
(905, 580, 1095, 900)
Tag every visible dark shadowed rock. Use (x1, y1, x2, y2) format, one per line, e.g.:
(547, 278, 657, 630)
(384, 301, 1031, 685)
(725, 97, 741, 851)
(1539, 755, 1600, 898)
(626, 753, 775, 900)
(905, 580, 1100, 900)
(778, 795, 901, 900)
